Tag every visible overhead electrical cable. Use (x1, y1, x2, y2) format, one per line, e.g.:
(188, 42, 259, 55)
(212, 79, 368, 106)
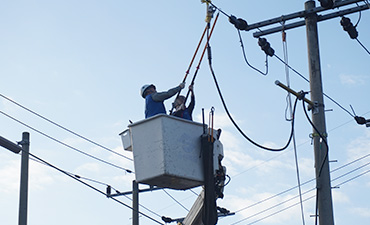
(0, 109, 133, 173)
(207, 2, 358, 119)
(356, 38, 370, 55)
(231, 187, 317, 225)
(231, 164, 370, 225)
(31, 156, 163, 220)
(27, 151, 163, 225)
(206, 36, 297, 151)
(234, 195, 316, 225)
(162, 189, 189, 212)
(0, 93, 133, 162)
(273, 54, 356, 118)
(233, 152, 370, 215)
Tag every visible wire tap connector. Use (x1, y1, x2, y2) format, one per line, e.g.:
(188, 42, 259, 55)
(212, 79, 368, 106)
(203, 1, 215, 23)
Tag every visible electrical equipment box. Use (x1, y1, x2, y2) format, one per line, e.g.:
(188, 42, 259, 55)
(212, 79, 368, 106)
(120, 114, 205, 190)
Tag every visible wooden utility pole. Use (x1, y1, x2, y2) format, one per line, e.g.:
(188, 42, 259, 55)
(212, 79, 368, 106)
(304, 2, 334, 224)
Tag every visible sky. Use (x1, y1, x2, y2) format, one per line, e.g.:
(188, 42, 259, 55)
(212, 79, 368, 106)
(0, 0, 369, 225)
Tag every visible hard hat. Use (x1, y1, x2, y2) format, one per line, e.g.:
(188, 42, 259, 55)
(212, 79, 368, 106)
(140, 84, 155, 98)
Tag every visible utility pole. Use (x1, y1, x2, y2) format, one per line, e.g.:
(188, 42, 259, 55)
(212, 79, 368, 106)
(0, 132, 30, 225)
(19, 132, 30, 225)
(305, 2, 334, 225)
(227, 0, 369, 224)
(132, 180, 139, 225)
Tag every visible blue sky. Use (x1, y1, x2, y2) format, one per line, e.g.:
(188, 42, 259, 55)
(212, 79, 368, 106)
(1, 1, 370, 225)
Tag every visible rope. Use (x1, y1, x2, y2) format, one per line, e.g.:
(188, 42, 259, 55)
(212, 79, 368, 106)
(280, 27, 306, 225)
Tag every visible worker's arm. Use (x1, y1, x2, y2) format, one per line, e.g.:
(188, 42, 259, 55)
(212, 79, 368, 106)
(152, 83, 184, 102)
(188, 87, 195, 114)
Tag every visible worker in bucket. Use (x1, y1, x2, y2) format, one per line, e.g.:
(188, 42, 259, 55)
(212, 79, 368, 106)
(141, 82, 185, 118)
(171, 85, 195, 121)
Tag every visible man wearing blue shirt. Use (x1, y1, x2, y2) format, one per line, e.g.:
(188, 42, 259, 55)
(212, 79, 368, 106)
(141, 83, 185, 118)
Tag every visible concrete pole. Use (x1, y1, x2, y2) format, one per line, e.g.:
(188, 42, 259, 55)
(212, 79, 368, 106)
(305, 1, 335, 225)
(132, 180, 139, 225)
(19, 132, 30, 225)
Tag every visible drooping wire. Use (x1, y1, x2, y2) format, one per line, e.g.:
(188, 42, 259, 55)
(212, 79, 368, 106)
(206, 42, 297, 151)
(207, 0, 359, 119)
(237, 29, 268, 75)
(27, 151, 164, 225)
(0, 109, 133, 173)
(0, 93, 133, 162)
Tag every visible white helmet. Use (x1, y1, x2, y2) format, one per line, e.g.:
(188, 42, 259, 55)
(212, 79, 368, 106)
(140, 84, 155, 98)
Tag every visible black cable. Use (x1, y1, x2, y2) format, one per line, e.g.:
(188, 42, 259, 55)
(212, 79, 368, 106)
(302, 100, 329, 177)
(0, 109, 133, 173)
(0, 93, 133, 162)
(207, 1, 357, 119)
(27, 152, 164, 225)
(356, 38, 370, 55)
(237, 29, 268, 75)
(207, 50, 297, 151)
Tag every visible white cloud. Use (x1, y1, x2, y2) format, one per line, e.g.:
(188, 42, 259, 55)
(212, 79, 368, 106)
(332, 190, 350, 204)
(346, 130, 370, 163)
(0, 159, 20, 194)
(220, 191, 315, 225)
(339, 74, 367, 86)
(350, 207, 370, 218)
(75, 162, 101, 174)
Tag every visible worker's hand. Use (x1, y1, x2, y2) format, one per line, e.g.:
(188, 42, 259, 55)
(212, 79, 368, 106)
(189, 85, 193, 92)
(179, 82, 185, 89)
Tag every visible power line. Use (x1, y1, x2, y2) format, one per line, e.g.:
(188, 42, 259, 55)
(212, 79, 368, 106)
(230, 163, 370, 225)
(27, 151, 164, 225)
(236, 29, 268, 75)
(162, 189, 189, 212)
(0, 109, 133, 173)
(233, 151, 370, 216)
(0, 93, 133, 162)
(356, 38, 370, 55)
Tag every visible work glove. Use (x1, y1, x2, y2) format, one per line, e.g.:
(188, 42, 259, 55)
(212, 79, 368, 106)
(179, 82, 185, 89)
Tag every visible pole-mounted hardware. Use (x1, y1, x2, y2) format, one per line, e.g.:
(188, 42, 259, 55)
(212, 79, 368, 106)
(258, 38, 275, 56)
(340, 16, 358, 39)
(0, 135, 22, 153)
(275, 80, 314, 106)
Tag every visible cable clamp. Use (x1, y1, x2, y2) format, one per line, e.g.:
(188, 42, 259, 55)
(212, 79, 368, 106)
(309, 132, 328, 145)
(311, 101, 325, 114)
(309, 132, 328, 138)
